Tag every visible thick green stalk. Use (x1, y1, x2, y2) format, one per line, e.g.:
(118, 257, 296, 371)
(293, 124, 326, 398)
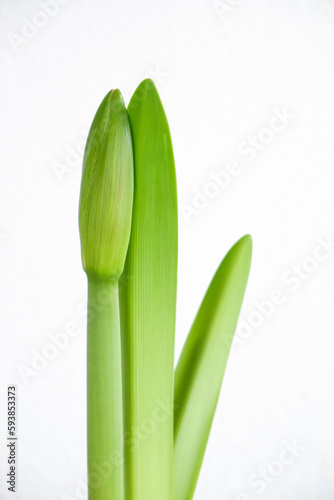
(87, 277, 123, 500)
(174, 235, 252, 500)
(78, 89, 133, 500)
(119, 79, 178, 500)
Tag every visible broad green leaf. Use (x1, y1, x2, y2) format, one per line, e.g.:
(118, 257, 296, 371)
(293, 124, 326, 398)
(119, 79, 178, 500)
(174, 235, 252, 500)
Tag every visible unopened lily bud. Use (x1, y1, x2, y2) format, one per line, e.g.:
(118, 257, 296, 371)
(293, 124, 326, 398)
(79, 89, 133, 280)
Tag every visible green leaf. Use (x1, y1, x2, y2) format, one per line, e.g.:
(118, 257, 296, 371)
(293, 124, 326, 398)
(174, 235, 252, 500)
(119, 79, 178, 500)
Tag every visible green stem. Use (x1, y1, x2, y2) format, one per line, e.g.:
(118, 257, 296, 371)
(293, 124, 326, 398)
(87, 276, 124, 500)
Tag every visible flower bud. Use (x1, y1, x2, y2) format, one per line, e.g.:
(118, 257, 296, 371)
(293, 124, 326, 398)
(79, 89, 133, 280)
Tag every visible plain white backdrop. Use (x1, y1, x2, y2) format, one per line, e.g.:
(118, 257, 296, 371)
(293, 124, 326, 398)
(1, 0, 334, 498)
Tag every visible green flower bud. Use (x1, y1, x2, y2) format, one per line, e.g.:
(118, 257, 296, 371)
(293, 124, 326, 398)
(79, 89, 133, 280)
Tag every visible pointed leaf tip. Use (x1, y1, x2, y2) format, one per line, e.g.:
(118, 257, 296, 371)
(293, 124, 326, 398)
(174, 235, 252, 500)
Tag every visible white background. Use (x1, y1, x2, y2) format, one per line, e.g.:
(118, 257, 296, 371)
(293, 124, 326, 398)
(1, 1, 334, 499)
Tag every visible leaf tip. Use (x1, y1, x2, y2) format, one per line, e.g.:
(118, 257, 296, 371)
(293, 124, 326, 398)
(238, 233, 252, 252)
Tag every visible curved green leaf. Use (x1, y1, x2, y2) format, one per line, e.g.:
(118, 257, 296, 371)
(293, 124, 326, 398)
(174, 235, 252, 500)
